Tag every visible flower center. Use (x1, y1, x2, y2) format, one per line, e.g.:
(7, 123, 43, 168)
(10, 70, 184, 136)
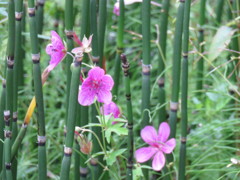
(92, 80, 100, 89)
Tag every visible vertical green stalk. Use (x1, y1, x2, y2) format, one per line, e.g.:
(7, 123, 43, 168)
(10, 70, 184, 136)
(112, 0, 124, 98)
(169, 0, 185, 139)
(36, 0, 45, 35)
(28, 1, 47, 179)
(216, 0, 224, 25)
(157, 0, 170, 124)
(81, 0, 90, 38)
(0, 81, 6, 174)
(196, 0, 206, 96)
(178, 0, 191, 179)
(4, 111, 12, 180)
(141, 0, 151, 128)
(74, 106, 81, 180)
(12, 0, 23, 178)
(121, 54, 134, 180)
(98, 0, 107, 67)
(60, 60, 81, 180)
(64, 0, 74, 125)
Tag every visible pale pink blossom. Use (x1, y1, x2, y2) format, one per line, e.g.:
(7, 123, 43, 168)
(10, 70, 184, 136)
(46, 31, 66, 72)
(78, 67, 114, 106)
(135, 122, 176, 171)
(101, 101, 121, 118)
(72, 33, 93, 57)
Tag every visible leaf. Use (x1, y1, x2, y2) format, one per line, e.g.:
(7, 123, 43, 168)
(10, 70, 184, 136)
(106, 149, 126, 166)
(105, 123, 128, 143)
(208, 26, 234, 62)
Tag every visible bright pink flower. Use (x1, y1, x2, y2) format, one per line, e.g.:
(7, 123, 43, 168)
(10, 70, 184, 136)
(135, 122, 176, 171)
(101, 101, 121, 118)
(46, 31, 66, 72)
(78, 67, 114, 106)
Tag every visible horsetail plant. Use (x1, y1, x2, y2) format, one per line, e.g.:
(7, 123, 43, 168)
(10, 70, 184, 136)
(121, 54, 134, 180)
(178, 0, 191, 179)
(64, 0, 74, 125)
(0, 80, 6, 174)
(157, 0, 170, 124)
(60, 58, 82, 180)
(196, 0, 206, 96)
(112, 0, 124, 99)
(169, 0, 185, 139)
(98, 0, 107, 67)
(36, 0, 45, 35)
(28, 0, 47, 179)
(12, 0, 24, 177)
(141, 0, 151, 129)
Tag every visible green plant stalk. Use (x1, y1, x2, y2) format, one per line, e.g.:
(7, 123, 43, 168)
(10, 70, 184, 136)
(141, 0, 151, 130)
(11, 124, 27, 161)
(81, 0, 90, 38)
(178, 0, 191, 179)
(112, 0, 124, 98)
(4, 111, 12, 180)
(74, 105, 81, 180)
(216, 0, 224, 25)
(64, 0, 74, 126)
(169, 0, 185, 139)
(121, 54, 134, 180)
(98, 0, 107, 67)
(0, 81, 6, 173)
(196, 0, 206, 96)
(28, 1, 47, 179)
(12, 0, 23, 178)
(36, 0, 45, 35)
(60, 60, 81, 180)
(157, 0, 170, 124)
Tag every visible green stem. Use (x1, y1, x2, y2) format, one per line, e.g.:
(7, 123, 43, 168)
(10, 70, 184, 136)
(121, 54, 134, 180)
(36, 0, 45, 35)
(216, 0, 224, 25)
(74, 106, 81, 180)
(112, 0, 124, 98)
(0, 81, 6, 174)
(60, 60, 81, 180)
(28, 1, 47, 179)
(98, 0, 107, 67)
(81, 0, 90, 39)
(157, 0, 170, 124)
(178, 0, 191, 179)
(169, 0, 185, 139)
(196, 0, 206, 96)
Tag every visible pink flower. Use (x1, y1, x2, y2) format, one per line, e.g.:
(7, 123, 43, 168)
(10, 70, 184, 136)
(135, 122, 176, 171)
(72, 34, 93, 57)
(101, 101, 121, 118)
(78, 67, 114, 106)
(46, 31, 66, 72)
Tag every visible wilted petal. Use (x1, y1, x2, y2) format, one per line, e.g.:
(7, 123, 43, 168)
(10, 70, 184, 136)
(71, 47, 83, 55)
(97, 90, 112, 104)
(135, 147, 157, 163)
(141, 126, 158, 145)
(152, 151, 165, 171)
(161, 138, 176, 154)
(158, 122, 170, 142)
(88, 67, 105, 80)
(101, 75, 114, 91)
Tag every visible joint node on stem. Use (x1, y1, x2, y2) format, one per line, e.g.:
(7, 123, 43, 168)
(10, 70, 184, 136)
(28, 7, 36, 17)
(126, 94, 131, 100)
(170, 101, 178, 112)
(37, 0, 45, 6)
(181, 137, 187, 143)
(65, 30, 74, 39)
(90, 158, 98, 166)
(142, 63, 151, 75)
(64, 146, 72, 156)
(7, 56, 14, 69)
(32, 53, 40, 63)
(13, 112, 18, 122)
(4, 130, 12, 138)
(158, 78, 165, 87)
(5, 163, 12, 170)
(37, 135, 46, 146)
(15, 12, 23, 21)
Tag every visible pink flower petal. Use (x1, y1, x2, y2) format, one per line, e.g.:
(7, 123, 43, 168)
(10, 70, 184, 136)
(135, 147, 157, 163)
(101, 101, 120, 118)
(51, 31, 64, 49)
(97, 90, 112, 104)
(140, 126, 158, 145)
(152, 151, 165, 171)
(46, 44, 53, 55)
(161, 138, 176, 154)
(100, 75, 114, 91)
(88, 67, 105, 80)
(158, 122, 170, 142)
